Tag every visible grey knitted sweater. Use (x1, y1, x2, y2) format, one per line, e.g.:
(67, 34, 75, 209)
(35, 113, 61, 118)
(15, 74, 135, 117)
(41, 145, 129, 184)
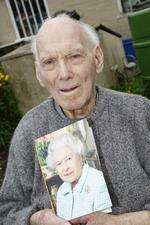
(0, 86, 150, 225)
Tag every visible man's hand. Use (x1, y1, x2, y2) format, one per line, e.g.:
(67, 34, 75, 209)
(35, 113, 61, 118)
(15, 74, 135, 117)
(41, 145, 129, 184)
(70, 210, 150, 225)
(70, 212, 117, 225)
(30, 209, 71, 225)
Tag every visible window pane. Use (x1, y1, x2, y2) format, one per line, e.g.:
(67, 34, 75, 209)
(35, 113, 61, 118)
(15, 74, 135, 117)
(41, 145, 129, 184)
(38, 0, 48, 20)
(121, 0, 150, 13)
(16, 0, 31, 36)
(8, 0, 49, 38)
(9, 0, 24, 37)
(31, 0, 42, 28)
(24, 0, 37, 34)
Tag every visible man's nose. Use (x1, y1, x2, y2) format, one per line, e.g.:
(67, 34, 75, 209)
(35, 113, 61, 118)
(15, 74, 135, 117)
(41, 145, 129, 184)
(58, 59, 72, 80)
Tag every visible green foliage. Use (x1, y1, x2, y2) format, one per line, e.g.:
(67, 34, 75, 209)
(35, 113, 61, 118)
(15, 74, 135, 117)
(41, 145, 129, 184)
(35, 140, 50, 167)
(112, 70, 150, 99)
(0, 67, 22, 184)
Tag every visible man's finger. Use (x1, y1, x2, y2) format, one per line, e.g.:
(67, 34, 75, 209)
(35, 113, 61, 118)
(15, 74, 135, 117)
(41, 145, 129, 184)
(69, 214, 94, 225)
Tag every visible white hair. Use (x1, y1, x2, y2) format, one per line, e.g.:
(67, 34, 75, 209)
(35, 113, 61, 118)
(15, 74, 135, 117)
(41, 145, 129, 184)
(31, 14, 100, 58)
(46, 133, 86, 170)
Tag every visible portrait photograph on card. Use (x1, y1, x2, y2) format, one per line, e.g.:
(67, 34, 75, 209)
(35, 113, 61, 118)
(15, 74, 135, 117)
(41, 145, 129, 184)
(35, 118, 112, 220)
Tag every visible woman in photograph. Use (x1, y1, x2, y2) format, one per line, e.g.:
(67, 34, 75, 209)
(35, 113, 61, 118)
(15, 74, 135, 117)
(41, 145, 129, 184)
(46, 133, 112, 220)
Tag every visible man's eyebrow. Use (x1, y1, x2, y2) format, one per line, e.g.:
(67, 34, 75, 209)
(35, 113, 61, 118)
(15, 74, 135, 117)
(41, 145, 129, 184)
(40, 54, 56, 62)
(66, 48, 86, 56)
(68, 47, 85, 53)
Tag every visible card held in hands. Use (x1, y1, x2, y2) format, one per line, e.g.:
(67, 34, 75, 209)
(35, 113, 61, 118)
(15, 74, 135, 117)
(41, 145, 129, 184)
(35, 118, 112, 220)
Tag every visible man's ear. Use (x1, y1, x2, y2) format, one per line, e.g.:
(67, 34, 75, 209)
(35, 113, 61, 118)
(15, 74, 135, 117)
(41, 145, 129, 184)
(93, 45, 104, 73)
(35, 61, 45, 87)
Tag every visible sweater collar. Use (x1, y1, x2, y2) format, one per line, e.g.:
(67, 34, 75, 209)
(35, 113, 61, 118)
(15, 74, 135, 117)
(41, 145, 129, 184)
(49, 85, 107, 124)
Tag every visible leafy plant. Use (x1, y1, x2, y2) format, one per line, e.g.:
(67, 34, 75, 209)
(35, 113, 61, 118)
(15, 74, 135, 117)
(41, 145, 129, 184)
(0, 67, 22, 185)
(35, 140, 50, 167)
(112, 68, 150, 99)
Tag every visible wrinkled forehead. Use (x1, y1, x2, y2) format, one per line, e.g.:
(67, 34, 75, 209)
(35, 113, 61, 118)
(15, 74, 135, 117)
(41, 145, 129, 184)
(38, 43, 86, 60)
(36, 18, 88, 56)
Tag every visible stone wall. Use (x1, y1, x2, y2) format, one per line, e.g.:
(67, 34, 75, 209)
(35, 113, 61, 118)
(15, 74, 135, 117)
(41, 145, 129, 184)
(0, 44, 49, 113)
(97, 29, 125, 87)
(47, 0, 131, 38)
(0, 0, 16, 46)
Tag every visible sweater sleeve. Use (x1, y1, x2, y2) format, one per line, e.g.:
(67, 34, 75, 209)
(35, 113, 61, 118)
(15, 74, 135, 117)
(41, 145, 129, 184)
(0, 150, 36, 225)
(0, 148, 39, 225)
(134, 96, 150, 211)
(142, 97, 150, 175)
(134, 96, 150, 175)
(0, 113, 48, 225)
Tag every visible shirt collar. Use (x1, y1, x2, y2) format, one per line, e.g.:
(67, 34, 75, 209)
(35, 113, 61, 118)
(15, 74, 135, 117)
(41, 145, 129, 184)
(54, 87, 99, 119)
(73, 163, 89, 193)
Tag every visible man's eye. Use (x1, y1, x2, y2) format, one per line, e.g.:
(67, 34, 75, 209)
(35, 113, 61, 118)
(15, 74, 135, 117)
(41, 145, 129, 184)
(71, 54, 81, 59)
(42, 59, 56, 70)
(69, 54, 84, 64)
(71, 54, 82, 60)
(44, 59, 54, 65)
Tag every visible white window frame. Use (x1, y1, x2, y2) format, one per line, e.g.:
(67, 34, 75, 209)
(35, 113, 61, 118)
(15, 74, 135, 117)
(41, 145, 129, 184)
(118, 0, 150, 14)
(5, 0, 50, 41)
(117, 0, 124, 13)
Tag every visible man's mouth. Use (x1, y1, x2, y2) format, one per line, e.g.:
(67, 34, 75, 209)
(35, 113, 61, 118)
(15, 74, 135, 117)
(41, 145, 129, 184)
(60, 85, 79, 93)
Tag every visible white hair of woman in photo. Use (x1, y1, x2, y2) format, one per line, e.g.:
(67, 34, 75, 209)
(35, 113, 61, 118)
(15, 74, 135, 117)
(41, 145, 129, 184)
(46, 132, 87, 172)
(46, 132, 112, 220)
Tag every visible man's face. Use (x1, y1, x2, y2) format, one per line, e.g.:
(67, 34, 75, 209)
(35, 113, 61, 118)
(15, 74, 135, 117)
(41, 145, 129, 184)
(53, 146, 83, 183)
(36, 19, 102, 111)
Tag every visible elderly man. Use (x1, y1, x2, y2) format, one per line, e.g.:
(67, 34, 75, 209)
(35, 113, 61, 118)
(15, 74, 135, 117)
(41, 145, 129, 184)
(0, 15, 150, 225)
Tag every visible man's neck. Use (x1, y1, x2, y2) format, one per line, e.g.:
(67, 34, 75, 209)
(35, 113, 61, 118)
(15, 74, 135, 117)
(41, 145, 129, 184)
(63, 92, 96, 119)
